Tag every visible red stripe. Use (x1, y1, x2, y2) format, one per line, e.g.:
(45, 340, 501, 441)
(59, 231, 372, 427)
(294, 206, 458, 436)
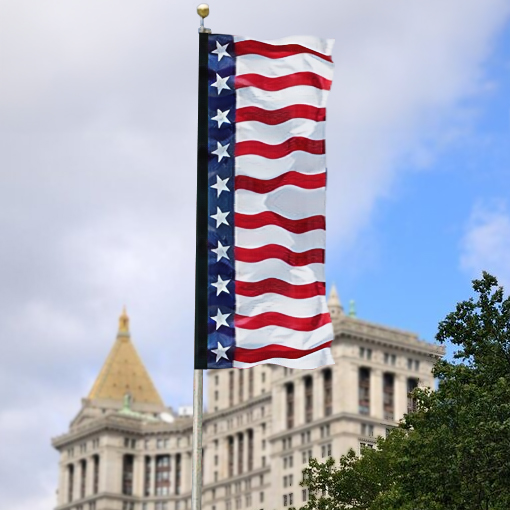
(235, 312, 332, 331)
(236, 105, 326, 124)
(236, 212, 325, 233)
(235, 279, 326, 299)
(235, 341, 332, 364)
(236, 138, 325, 159)
(236, 245, 324, 266)
(235, 40, 333, 63)
(236, 72, 331, 91)
(235, 171, 326, 193)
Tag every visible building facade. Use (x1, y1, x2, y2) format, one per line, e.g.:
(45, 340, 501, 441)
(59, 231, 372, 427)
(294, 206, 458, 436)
(52, 290, 444, 510)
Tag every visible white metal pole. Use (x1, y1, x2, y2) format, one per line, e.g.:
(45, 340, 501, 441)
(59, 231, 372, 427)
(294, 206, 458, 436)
(191, 368, 204, 510)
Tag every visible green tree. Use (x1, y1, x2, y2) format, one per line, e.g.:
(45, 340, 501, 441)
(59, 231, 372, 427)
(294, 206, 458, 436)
(297, 272, 510, 510)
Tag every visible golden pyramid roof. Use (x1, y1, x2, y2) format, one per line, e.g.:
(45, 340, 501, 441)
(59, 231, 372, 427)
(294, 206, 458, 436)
(87, 308, 164, 406)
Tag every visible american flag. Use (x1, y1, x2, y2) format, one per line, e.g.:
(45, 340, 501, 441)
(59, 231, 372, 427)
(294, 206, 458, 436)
(205, 34, 335, 369)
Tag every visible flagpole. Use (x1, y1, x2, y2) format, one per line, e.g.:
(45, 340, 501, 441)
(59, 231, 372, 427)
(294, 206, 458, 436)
(193, 5, 211, 510)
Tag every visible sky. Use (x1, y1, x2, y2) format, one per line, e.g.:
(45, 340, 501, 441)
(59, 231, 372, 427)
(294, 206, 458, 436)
(0, 0, 509, 508)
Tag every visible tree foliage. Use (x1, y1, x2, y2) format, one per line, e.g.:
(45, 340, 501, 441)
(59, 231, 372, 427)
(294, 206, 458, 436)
(296, 272, 510, 510)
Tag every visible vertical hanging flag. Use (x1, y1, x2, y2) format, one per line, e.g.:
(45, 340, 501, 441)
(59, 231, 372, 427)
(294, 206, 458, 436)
(196, 34, 335, 370)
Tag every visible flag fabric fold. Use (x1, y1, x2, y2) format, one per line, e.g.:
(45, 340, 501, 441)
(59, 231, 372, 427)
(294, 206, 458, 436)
(205, 34, 335, 369)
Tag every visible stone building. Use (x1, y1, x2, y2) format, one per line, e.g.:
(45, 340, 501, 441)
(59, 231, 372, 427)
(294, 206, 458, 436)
(52, 289, 444, 510)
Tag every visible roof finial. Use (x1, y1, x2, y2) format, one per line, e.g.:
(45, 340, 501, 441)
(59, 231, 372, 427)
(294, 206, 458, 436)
(349, 299, 357, 317)
(327, 283, 344, 317)
(118, 306, 130, 336)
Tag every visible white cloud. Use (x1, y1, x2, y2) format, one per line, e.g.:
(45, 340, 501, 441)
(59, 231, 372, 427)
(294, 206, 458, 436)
(0, 0, 509, 507)
(460, 201, 510, 287)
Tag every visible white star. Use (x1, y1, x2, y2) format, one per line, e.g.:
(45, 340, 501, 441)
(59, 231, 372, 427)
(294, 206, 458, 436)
(211, 275, 230, 295)
(211, 207, 230, 227)
(212, 41, 231, 61)
(211, 309, 231, 330)
(212, 73, 231, 94)
(211, 175, 230, 197)
(212, 241, 230, 261)
(211, 341, 231, 362)
(211, 109, 231, 128)
(211, 142, 230, 162)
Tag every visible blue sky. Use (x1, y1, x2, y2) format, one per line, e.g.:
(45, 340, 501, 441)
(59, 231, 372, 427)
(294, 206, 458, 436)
(328, 25, 510, 350)
(0, 1, 509, 508)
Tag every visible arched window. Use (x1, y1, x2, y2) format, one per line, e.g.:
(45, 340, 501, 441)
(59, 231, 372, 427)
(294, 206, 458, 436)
(304, 376, 313, 423)
(286, 383, 295, 429)
(383, 373, 395, 420)
(407, 378, 419, 413)
(358, 368, 370, 415)
(323, 369, 332, 416)
(122, 454, 134, 495)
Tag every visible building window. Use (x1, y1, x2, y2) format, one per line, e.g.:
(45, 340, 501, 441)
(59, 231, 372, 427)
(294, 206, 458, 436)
(247, 429, 254, 471)
(286, 383, 294, 429)
(407, 358, 413, 370)
(383, 372, 395, 420)
(360, 347, 372, 360)
(239, 370, 244, 403)
(237, 433, 244, 475)
(93, 455, 99, 494)
(302, 488, 308, 502)
(407, 378, 419, 413)
(215, 374, 219, 386)
(358, 367, 370, 415)
(122, 454, 134, 495)
(144, 456, 151, 496)
(304, 376, 313, 423)
(68, 464, 74, 502)
(414, 360, 420, 371)
(361, 423, 374, 436)
(228, 436, 234, 477)
(283, 495, 288, 507)
(248, 369, 254, 398)
(359, 442, 375, 454)
(229, 371, 235, 406)
(175, 453, 182, 495)
(261, 372, 266, 383)
(214, 390, 219, 401)
(155, 455, 171, 496)
(80, 459, 87, 499)
(323, 369, 332, 416)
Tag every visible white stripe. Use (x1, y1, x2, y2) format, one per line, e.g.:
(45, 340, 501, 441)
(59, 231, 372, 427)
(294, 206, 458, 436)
(237, 86, 331, 110)
(235, 153, 326, 179)
(233, 347, 335, 369)
(236, 120, 325, 145)
(235, 226, 325, 251)
(235, 260, 324, 285)
(235, 322, 334, 350)
(235, 187, 325, 220)
(233, 36, 334, 56)
(237, 294, 328, 318)
(236, 53, 334, 80)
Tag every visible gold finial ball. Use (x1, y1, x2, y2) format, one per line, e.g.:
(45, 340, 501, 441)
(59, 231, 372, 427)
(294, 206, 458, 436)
(197, 3, 210, 18)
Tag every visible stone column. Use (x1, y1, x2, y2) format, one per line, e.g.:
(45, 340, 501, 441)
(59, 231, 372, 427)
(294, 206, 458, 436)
(100, 448, 121, 494)
(233, 435, 239, 476)
(133, 455, 144, 497)
(272, 385, 285, 435)
(150, 455, 156, 496)
(169, 454, 174, 495)
(73, 462, 80, 503)
(370, 369, 383, 419)
(85, 457, 94, 497)
(58, 463, 67, 506)
(394, 374, 407, 421)
(313, 371, 324, 420)
(345, 364, 359, 414)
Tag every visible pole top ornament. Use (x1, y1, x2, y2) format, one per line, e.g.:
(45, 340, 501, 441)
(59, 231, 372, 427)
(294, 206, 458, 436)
(197, 4, 210, 18)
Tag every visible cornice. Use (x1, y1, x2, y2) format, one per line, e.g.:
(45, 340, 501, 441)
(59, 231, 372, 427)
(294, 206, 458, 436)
(333, 317, 444, 357)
